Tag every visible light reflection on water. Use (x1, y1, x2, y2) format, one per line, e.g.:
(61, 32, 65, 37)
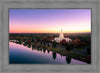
(9, 42, 87, 64)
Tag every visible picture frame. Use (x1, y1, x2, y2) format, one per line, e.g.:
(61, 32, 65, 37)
(0, 0, 100, 73)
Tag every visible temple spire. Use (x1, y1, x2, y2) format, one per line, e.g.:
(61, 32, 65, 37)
(53, 28, 72, 43)
(61, 28, 62, 33)
(59, 28, 64, 38)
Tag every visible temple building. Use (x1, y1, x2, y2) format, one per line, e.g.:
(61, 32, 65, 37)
(53, 29, 72, 43)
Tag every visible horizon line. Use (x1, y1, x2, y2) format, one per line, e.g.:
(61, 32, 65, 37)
(9, 32, 91, 34)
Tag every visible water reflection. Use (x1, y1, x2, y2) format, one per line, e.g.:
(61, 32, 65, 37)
(52, 52, 56, 60)
(27, 44, 31, 48)
(47, 50, 49, 53)
(60, 54, 62, 58)
(15, 41, 22, 45)
(32, 45, 35, 50)
(43, 49, 46, 53)
(65, 55, 71, 64)
(9, 41, 87, 64)
(23, 43, 27, 46)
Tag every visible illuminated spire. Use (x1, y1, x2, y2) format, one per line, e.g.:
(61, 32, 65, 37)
(61, 28, 62, 33)
(59, 28, 64, 38)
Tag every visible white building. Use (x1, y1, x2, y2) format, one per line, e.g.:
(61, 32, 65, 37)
(53, 29, 72, 43)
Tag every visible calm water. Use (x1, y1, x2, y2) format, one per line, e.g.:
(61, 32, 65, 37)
(9, 42, 87, 64)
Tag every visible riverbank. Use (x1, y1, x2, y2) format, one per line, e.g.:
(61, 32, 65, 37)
(37, 44, 90, 64)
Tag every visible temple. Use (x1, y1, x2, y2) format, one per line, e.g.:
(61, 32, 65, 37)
(53, 29, 72, 43)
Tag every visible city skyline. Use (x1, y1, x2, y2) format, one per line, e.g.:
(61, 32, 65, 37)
(9, 9, 91, 33)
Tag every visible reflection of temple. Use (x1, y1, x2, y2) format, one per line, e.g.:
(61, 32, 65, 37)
(53, 29, 72, 43)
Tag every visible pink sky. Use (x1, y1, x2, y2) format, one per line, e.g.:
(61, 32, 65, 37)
(9, 9, 91, 33)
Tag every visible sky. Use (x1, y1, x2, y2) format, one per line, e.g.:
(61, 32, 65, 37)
(9, 9, 91, 33)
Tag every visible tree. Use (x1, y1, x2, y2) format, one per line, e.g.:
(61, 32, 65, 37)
(60, 39, 67, 45)
(47, 43, 49, 47)
(52, 41, 57, 48)
(72, 39, 81, 47)
(31, 37, 34, 42)
(65, 42, 73, 51)
(87, 48, 91, 55)
(43, 42, 46, 45)
(40, 41, 42, 45)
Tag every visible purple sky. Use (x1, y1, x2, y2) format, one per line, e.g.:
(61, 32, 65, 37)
(9, 9, 91, 33)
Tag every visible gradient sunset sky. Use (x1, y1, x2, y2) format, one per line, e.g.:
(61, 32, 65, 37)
(9, 9, 91, 33)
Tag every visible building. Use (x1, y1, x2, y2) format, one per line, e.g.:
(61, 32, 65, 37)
(53, 29, 72, 43)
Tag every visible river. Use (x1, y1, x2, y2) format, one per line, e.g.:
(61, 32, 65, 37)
(9, 42, 87, 64)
